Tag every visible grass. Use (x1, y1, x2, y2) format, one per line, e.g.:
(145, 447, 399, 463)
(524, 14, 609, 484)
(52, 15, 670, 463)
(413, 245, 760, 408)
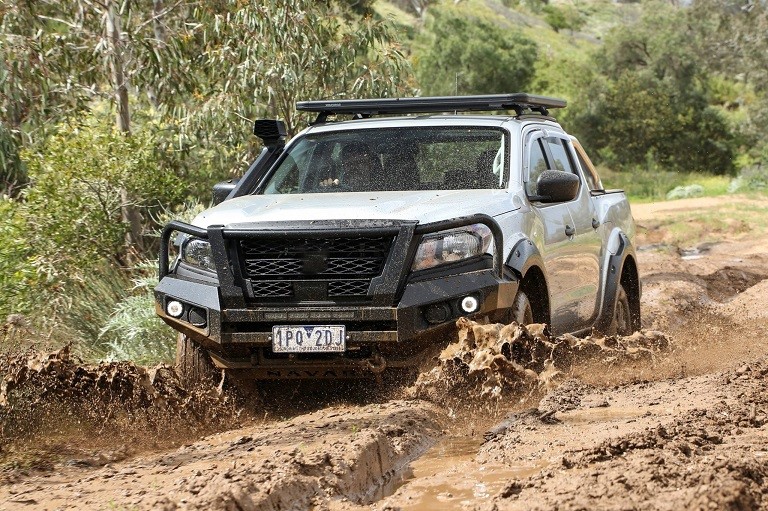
(599, 166, 733, 203)
(641, 202, 768, 248)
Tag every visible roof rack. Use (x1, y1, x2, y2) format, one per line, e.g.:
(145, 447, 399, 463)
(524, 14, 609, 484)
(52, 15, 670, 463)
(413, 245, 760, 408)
(296, 93, 567, 124)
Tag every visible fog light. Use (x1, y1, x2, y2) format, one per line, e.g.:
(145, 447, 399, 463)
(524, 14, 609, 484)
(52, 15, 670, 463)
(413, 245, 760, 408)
(424, 303, 452, 324)
(460, 296, 480, 314)
(188, 307, 207, 328)
(166, 300, 184, 318)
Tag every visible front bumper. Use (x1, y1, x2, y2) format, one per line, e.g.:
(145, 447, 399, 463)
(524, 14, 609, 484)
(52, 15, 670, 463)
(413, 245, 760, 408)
(155, 215, 516, 377)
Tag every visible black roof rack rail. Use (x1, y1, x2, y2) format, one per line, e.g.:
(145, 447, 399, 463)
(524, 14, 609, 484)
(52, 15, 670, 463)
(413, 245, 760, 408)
(296, 93, 566, 124)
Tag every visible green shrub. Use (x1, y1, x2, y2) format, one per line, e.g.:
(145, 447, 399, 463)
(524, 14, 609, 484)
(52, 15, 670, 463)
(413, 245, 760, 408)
(0, 123, 25, 197)
(666, 184, 704, 200)
(98, 260, 175, 365)
(3, 118, 184, 319)
(0, 198, 38, 316)
(58, 265, 132, 361)
(542, 5, 585, 33)
(414, 8, 537, 95)
(569, 1, 737, 176)
(728, 165, 768, 193)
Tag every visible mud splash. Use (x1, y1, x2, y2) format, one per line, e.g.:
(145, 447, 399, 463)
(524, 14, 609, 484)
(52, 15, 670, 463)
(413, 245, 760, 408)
(410, 318, 672, 409)
(0, 346, 243, 456)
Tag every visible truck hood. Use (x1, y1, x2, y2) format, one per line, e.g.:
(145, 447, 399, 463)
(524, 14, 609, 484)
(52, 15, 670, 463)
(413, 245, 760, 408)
(193, 190, 518, 228)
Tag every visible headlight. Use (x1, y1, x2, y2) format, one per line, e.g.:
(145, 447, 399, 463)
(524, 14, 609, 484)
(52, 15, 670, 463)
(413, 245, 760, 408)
(411, 223, 493, 272)
(180, 236, 216, 273)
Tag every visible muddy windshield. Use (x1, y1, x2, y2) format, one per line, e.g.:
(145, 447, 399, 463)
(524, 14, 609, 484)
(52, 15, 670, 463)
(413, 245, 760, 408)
(261, 126, 508, 194)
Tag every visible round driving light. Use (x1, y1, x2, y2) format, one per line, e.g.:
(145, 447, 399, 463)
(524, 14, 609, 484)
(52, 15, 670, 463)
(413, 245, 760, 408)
(166, 300, 184, 318)
(460, 296, 480, 314)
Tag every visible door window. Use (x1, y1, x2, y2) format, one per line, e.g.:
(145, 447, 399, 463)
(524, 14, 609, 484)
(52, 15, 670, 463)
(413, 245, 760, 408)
(545, 137, 576, 174)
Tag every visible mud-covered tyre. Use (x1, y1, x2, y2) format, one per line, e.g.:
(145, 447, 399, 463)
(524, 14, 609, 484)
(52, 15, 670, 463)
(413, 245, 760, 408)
(175, 333, 218, 388)
(512, 290, 534, 325)
(611, 283, 632, 336)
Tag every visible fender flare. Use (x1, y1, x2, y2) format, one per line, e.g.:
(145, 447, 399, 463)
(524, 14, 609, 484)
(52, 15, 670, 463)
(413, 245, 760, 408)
(505, 238, 545, 281)
(505, 238, 550, 324)
(592, 230, 640, 333)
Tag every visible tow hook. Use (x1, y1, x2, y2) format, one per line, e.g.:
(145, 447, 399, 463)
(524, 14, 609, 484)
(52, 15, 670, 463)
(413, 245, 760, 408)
(366, 352, 387, 374)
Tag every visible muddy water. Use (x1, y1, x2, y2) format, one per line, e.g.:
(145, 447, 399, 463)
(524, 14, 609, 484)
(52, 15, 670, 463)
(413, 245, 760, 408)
(556, 405, 651, 425)
(383, 434, 547, 510)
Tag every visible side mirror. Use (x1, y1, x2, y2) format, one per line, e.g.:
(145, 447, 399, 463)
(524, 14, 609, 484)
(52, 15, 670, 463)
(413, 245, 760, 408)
(534, 170, 579, 203)
(212, 178, 239, 205)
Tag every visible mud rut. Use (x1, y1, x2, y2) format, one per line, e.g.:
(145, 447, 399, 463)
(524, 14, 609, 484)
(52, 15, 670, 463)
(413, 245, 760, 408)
(3, 196, 768, 511)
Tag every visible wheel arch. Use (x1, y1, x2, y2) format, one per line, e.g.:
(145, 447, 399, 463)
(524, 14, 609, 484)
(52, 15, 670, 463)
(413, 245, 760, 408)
(593, 230, 641, 333)
(619, 254, 641, 331)
(506, 238, 551, 325)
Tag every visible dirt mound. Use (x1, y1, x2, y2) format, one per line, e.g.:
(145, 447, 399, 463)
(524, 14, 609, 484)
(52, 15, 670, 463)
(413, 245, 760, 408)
(0, 347, 243, 459)
(1, 400, 442, 510)
(487, 361, 768, 511)
(149, 402, 440, 511)
(409, 318, 671, 410)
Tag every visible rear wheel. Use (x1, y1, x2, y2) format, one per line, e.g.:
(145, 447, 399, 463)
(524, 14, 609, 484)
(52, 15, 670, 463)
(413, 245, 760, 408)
(175, 333, 218, 388)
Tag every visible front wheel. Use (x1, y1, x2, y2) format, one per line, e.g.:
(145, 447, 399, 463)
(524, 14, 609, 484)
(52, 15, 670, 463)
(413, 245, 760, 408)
(175, 333, 218, 388)
(610, 283, 633, 336)
(512, 290, 534, 325)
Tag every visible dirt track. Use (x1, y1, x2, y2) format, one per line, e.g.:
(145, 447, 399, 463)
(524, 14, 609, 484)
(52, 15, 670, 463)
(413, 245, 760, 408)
(2, 195, 768, 510)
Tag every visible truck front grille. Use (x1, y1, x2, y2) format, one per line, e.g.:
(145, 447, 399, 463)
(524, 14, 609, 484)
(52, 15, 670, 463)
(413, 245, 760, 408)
(240, 235, 392, 301)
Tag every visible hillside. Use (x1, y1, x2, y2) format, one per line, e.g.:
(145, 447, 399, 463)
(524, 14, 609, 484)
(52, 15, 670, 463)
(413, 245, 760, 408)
(375, 0, 642, 101)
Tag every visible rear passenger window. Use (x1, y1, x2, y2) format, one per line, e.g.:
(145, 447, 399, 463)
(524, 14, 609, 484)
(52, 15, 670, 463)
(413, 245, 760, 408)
(574, 145, 603, 191)
(526, 139, 548, 195)
(545, 137, 576, 174)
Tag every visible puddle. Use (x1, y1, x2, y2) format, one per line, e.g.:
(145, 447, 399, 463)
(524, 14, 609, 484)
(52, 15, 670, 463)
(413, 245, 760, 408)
(389, 436, 549, 510)
(557, 406, 651, 425)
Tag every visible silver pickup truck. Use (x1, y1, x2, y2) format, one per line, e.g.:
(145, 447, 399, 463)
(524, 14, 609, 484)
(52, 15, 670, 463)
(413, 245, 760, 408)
(155, 94, 640, 384)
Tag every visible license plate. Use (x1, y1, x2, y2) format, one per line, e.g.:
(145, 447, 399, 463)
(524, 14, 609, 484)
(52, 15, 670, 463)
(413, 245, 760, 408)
(272, 325, 346, 353)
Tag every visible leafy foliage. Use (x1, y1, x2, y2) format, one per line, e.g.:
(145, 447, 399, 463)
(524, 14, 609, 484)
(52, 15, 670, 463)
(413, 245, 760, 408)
(666, 184, 704, 201)
(542, 5, 586, 33)
(0, 118, 183, 319)
(689, 0, 768, 164)
(414, 8, 537, 96)
(175, 0, 412, 140)
(0, 123, 25, 197)
(98, 261, 175, 365)
(728, 165, 768, 194)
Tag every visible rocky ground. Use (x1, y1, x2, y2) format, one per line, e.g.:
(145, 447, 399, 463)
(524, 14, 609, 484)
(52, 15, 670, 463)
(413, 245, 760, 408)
(1, 195, 768, 511)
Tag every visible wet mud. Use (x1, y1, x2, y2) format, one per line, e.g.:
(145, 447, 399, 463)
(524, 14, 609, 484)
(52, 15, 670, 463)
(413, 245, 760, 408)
(2, 196, 768, 510)
(0, 346, 244, 475)
(484, 361, 768, 511)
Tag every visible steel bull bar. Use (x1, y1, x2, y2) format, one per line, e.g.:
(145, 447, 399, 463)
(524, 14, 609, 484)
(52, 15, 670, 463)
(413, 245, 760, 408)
(157, 214, 509, 378)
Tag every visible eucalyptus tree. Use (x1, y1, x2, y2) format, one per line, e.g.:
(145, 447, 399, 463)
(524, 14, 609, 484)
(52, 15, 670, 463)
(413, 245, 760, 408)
(0, 0, 186, 199)
(178, 0, 411, 142)
(2, 0, 410, 231)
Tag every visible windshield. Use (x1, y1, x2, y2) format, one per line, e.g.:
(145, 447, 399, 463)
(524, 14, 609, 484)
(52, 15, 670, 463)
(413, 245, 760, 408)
(261, 126, 508, 194)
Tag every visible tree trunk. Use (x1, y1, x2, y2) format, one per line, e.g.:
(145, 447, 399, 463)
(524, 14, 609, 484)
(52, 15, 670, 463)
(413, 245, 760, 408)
(106, 2, 130, 134)
(147, 0, 167, 108)
(106, 1, 143, 259)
